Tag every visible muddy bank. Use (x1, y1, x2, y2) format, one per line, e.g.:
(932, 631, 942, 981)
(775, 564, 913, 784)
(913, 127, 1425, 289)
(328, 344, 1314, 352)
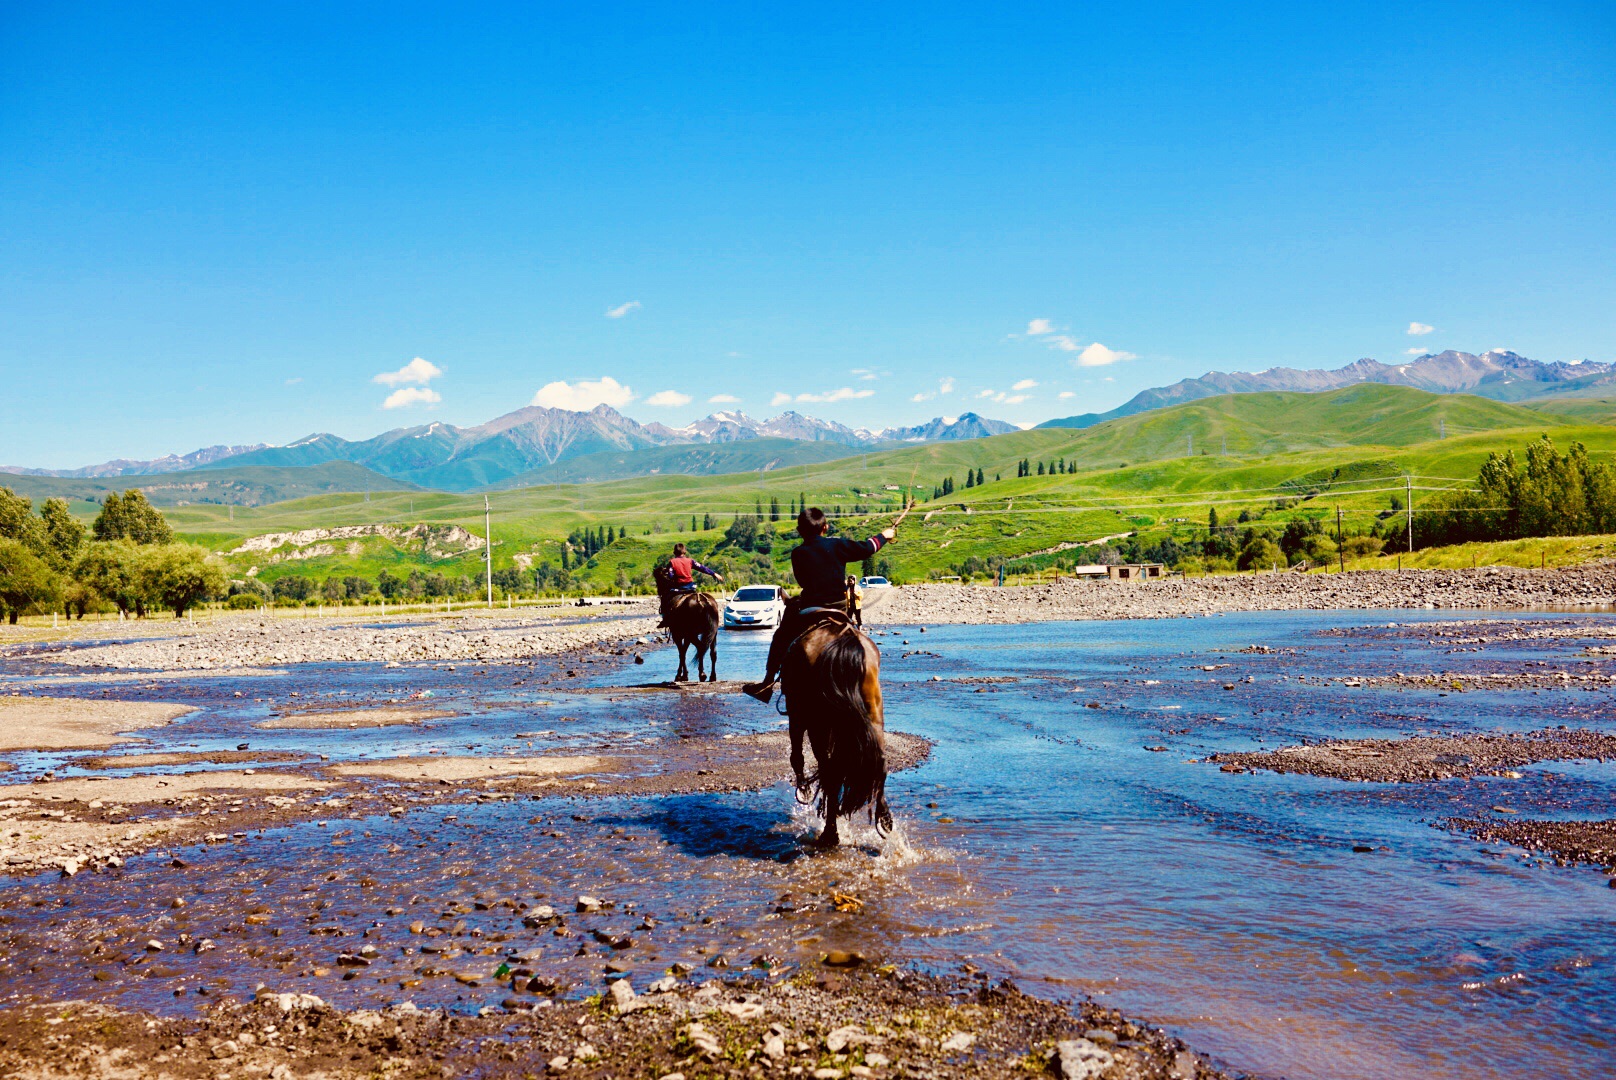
(26, 609, 659, 672)
(0, 732, 929, 877)
(0, 966, 1221, 1080)
(68, 750, 312, 770)
(1449, 817, 1616, 874)
(0, 697, 194, 752)
(1209, 728, 1616, 782)
(870, 563, 1616, 625)
(256, 707, 457, 729)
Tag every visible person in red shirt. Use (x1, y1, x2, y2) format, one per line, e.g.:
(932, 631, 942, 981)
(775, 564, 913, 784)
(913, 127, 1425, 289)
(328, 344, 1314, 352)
(658, 542, 723, 627)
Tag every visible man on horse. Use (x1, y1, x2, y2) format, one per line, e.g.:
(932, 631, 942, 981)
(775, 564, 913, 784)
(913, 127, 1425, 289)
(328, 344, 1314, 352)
(742, 507, 895, 703)
(656, 542, 723, 628)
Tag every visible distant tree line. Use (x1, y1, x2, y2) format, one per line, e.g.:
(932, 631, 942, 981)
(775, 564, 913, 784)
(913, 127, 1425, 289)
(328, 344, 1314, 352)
(0, 487, 223, 623)
(1411, 435, 1616, 549)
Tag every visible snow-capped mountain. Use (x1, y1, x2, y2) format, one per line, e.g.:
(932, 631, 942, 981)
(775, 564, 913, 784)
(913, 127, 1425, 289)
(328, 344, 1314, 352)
(6, 405, 1016, 492)
(1040, 350, 1616, 429)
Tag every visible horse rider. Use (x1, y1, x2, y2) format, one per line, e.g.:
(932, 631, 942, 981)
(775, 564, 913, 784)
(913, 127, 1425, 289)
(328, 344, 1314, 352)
(657, 542, 723, 628)
(742, 506, 896, 703)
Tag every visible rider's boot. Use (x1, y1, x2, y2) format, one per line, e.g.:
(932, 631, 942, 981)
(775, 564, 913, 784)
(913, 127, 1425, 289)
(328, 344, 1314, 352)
(741, 678, 775, 704)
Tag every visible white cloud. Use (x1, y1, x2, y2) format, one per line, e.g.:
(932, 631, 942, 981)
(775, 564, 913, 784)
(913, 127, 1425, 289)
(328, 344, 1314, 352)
(910, 376, 956, 403)
(605, 301, 641, 319)
(1407, 321, 1434, 336)
(373, 357, 443, 387)
(977, 388, 1032, 405)
(708, 393, 741, 404)
(770, 391, 792, 407)
(1405, 347, 1428, 356)
(646, 390, 692, 407)
(976, 389, 995, 399)
(1011, 378, 1038, 391)
(795, 387, 874, 403)
(851, 368, 880, 381)
(1026, 318, 1055, 336)
(1071, 342, 1136, 367)
(910, 392, 932, 403)
(284, 377, 302, 386)
(531, 376, 634, 411)
(1058, 390, 1076, 399)
(382, 387, 442, 410)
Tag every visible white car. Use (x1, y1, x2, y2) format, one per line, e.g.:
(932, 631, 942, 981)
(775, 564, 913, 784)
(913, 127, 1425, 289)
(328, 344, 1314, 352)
(858, 575, 892, 589)
(723, 585, 786, 630)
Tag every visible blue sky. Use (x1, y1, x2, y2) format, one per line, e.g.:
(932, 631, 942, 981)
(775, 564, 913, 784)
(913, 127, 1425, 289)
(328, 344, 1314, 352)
(2, 2, 1613, 467)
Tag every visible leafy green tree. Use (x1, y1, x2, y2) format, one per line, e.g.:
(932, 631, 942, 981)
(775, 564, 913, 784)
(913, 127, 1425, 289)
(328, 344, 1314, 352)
(0, 487, 48, 555)
(272, 575, 314, 602)
(139, 544, 225, 618)
(0, 538, 61, 624)
(92, 490, 173, 545)
(321, 576, 346, 602)
(39, 498, 86, 568)
(376, 570, 403, 598)
(343, 575, 376, 599)
(73, 541, 147, 616)
(1237, 532, 1284, 571)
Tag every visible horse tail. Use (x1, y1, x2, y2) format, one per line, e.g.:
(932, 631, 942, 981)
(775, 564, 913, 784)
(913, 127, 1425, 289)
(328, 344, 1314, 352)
(816, 630, 886, 818)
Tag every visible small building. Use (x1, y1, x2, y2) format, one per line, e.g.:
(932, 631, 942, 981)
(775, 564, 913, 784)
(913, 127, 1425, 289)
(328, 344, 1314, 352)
(1070, 564, 1109, 578)
(1106, 563, 1165, 582)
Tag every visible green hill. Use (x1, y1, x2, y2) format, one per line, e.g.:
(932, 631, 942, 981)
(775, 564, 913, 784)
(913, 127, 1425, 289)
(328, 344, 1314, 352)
(486, 437, 867, 489)
(1523, 396, 1616, 426)
(1, 461, 420, 510)
(135, 384, 1616, 594)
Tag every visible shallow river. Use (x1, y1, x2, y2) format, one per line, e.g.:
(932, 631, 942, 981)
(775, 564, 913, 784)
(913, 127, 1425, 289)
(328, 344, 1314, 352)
(3, 610, 1614, 1079)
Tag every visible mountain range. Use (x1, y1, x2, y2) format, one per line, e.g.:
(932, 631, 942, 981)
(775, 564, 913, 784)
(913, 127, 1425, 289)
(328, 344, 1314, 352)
(1040, 350, 1616, 429)
(0, 406, 1016, 493)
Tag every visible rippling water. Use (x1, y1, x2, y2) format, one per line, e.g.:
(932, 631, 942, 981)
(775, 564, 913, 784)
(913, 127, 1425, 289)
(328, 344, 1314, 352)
(3, 611, 1614, 1079)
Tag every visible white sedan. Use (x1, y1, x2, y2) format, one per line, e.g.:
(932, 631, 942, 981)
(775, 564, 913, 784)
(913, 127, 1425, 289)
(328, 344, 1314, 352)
(723, 585, 787, 630)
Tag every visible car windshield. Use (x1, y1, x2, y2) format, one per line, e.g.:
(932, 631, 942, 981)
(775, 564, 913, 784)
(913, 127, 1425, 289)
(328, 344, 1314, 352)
(863, 577, 888, 585)
(733, 588, 777, 602)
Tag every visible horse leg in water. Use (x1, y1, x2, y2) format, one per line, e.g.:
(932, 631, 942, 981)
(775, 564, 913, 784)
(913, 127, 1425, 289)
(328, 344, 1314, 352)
(788, 711, 813, 800)
(675, 639, 690, 682)
(862, 645, 894, 833)
(704, 630, 718, 682)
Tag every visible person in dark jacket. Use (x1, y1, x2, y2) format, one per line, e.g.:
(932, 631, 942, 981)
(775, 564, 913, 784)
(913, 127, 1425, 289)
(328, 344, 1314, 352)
(742, 507, 895, 703)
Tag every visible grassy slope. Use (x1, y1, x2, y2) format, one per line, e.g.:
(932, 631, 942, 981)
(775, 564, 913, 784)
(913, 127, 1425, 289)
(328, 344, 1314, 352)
(127, 385, 1616, 591)
(487, 437, 866, 488)
(2, 462, 420, 508)
(1524, 396, 1616, 426)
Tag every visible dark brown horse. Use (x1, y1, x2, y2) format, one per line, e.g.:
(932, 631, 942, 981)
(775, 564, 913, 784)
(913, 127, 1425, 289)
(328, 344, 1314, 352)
(653, 567, 721, 682)
(781, 613, 891, 848)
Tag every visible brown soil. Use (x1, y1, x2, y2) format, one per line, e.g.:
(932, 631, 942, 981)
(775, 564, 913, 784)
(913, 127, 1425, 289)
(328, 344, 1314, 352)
(0, 966, 1222, 1080)
(1448, 817, 1616, 872)
(256, 707, 457, 729)
(0, 697, 195, 752)
(1209, 728, 1616, 782)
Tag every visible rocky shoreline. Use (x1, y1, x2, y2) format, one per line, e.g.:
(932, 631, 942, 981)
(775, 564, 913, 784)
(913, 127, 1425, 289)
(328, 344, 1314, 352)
(0, 966, 1223, 1080)
(867, 563, 1616, 625)
(1208, 728, 1616, 783)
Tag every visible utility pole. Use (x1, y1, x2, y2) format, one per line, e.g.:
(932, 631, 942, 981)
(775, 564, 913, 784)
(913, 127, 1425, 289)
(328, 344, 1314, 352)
(1438, 418, 1445, 440)
(1187, 434, 1193, 457)
(484, 496, 493, 608)
(1406, 475, 1414, 556)
(1336, 505, 1344, 573)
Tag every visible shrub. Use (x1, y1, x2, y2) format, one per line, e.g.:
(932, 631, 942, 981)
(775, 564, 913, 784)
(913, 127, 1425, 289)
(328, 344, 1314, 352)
(226, 593, 263, 610)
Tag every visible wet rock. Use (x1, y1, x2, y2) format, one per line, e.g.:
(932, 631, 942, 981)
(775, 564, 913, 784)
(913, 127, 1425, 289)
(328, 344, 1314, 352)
(823, 950, 865, 967)
(575, 895, 603, 912)
(684, 1022, 722, 1060)
(1056, 1037, 1114, 1079)
(608, 978, 637, 1012)
(940, 1031, 975, 1053)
